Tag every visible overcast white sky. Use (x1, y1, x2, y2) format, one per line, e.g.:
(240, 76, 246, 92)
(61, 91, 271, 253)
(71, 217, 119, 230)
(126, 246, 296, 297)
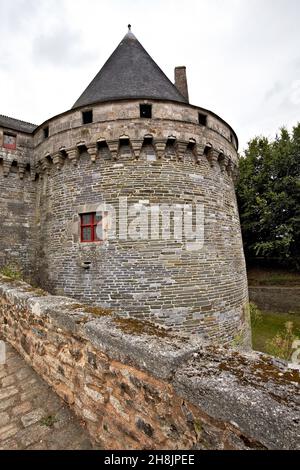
(0, 0, 299, 150)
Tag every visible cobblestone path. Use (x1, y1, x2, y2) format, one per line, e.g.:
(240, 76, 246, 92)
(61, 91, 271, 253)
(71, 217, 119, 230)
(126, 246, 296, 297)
(0, 342, 98, 450)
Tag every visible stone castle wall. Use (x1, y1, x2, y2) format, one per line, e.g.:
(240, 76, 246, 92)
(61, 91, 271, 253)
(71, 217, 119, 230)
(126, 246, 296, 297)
(249, 286, 300, 314)
(0, 99, 248, 343)
(0, 277, 298, 450)
(0, 129, 35, 276)
(30, 100, 249, 344)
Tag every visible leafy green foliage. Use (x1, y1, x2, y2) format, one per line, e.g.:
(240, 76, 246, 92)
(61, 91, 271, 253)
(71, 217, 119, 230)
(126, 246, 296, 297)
(249, 302, 263, 327)
(250, 309, 300, 359)
(266, 321, 299, 360)
(0, 265, 22, 280)
(237, 124, 300, 269)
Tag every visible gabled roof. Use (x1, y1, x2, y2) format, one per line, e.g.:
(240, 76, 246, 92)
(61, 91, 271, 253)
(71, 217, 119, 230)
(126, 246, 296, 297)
(72, 30, 188, 109)
(0, 114, 37, 134)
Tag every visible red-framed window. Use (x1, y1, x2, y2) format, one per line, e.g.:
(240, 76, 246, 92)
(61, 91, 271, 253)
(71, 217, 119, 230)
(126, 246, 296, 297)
(80, 212, 105, 243)
(3, 133, 17, 150)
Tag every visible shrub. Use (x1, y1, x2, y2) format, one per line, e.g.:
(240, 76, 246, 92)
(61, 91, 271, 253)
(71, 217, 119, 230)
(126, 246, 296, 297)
(266, 321, 299, 360)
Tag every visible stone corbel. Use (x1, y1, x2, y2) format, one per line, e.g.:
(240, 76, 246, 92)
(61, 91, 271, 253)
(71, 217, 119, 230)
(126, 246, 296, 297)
(131, 139, 143, 160)
(53, 151, 65, 171)
(177, 141, 188, 162)
(18, 162, 26, 180)
(232, 165, 240, 183)
(107, 140, 119, 161)
(30, 166, 37, 181)
(36, 161, 45, 179)
(3, 160, 11, 177)
(154, 140, 167, 160)
(227, 158, 234, 178)
(67, 147, 79, 166)
(195, 144, 205, 164)
(207, 148, 219, 168)
(87, 144, 98, 163)
(41, 155, 51, 175)
(219, 154, 228, 173)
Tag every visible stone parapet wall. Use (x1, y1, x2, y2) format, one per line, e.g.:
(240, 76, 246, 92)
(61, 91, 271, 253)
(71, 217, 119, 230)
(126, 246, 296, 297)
(0, 127, 34, 179)
(1, 100, 238, 178)
(33, 100, 238, 159)
(249, 286, 300, 314)
(0, 277, 299, 450)
(30, 99, 238, 185)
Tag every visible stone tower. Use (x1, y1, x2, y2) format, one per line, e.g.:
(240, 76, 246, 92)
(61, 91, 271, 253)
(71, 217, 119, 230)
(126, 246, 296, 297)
(0, 29, 250, 346)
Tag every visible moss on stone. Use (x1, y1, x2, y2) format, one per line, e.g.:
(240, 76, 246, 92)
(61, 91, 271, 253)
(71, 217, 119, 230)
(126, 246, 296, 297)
(87, 306, 113, 317)
(40, 415, 58, 427)
(113, 317, 171, 338)
(193, 419, 202, 437)
(24, 287, 48, 297)
(218, 353, 300, 389)
(0, 276, 49, 297)
(69, 303, 113, 317)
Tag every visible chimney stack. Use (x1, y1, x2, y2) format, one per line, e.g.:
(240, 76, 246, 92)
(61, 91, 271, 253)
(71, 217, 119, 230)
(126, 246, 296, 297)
(174, 66, 189, 102)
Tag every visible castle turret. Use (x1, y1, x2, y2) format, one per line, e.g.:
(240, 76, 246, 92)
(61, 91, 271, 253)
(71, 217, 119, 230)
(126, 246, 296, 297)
(0, 28, 250, 347)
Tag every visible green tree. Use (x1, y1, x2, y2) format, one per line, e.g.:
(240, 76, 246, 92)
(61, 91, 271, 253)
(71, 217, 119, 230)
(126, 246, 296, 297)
(236, 124, 300, 269)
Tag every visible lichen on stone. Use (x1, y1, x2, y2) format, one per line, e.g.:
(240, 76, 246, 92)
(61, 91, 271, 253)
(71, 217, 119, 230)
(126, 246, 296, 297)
(69, 303, 113, 317)
(113, 317, 172, 338)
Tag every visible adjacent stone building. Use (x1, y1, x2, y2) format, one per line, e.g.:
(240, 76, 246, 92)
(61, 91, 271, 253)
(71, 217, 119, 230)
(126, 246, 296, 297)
(0, 28, 250, 345)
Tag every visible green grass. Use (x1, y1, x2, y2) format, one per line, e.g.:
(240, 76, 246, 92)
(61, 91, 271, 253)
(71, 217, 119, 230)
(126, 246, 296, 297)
(251, 310, 300, 354)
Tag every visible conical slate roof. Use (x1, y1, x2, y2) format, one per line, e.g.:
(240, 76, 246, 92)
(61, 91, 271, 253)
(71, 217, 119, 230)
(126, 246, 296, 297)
(72, 29, 188, 109)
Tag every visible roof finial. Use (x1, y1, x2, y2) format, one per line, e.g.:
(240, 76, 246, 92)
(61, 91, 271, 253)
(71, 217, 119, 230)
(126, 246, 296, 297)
(128, 24, 131, 31)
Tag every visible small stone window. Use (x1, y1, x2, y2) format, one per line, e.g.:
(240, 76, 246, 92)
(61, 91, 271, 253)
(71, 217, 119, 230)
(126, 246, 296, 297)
(140, 104, 152, 119)
(3, 133, 17, 150)
(43, 126, 49, 139)
(198, 113, 207, 126)
(82, 110, 93, 124)
(80, 212, 106, 243)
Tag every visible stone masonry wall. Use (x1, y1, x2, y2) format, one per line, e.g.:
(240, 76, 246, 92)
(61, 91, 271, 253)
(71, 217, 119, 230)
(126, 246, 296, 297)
(249, 286, 300, 314)
(0, 99, 247, 342)
(0, 129, 35, 276)
(31, 99, 249, 345)
(33, 100, 238, 158)
(0, 277, 299, 450)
